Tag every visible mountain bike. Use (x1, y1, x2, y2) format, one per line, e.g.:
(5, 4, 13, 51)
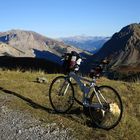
(49, 52, 123, 130)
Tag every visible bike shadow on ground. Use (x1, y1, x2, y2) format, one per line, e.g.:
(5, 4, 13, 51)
(0, 87, 98, 128)
(0, 87, 53, 113)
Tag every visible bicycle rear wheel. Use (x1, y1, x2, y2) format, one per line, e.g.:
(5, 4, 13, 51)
(49, 76, 74, 113)
(89, 86, 123, 130)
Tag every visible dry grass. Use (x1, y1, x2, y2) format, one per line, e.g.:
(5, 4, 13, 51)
(0, 70, 140, 140)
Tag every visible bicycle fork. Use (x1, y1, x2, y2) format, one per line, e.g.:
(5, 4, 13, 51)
(62, 77, 71, 95)
(63, 82, 70, 95)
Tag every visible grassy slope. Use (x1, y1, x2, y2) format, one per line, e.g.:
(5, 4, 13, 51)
(0, 70, 140, 140)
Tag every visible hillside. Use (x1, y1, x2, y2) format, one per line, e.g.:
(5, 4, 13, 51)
(60, 36, 110, 53)
(92, 23, 140, 72)
(0, 30, 86, 64)
(0, 70, 139, 139)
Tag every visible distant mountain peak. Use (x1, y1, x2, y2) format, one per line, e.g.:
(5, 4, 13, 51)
(61, 35, 109, 42)
(60, 36, 110, 52)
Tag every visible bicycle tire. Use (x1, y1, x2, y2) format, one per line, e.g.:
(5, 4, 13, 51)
(89, 85, 123, 130)
(49, 76, 75, 113)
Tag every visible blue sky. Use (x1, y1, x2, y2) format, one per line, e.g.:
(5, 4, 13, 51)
(0, 0, 140, 38)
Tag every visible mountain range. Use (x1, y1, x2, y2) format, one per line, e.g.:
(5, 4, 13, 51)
(0, 23, 140, 73)
(60, 36, 110, 53)
(0, 30, 87, 64)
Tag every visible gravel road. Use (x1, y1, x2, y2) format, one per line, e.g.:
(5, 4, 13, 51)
(0, 94, 74, 140)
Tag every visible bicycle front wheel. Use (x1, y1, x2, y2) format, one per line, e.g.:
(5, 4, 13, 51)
(49, 76, 74, 113)
(89, 86, 123, 130)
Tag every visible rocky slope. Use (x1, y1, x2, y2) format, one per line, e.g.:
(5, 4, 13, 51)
(93, 23, 140, 71)
(0, 30, 84, 63)
(0, 43, 23, 57)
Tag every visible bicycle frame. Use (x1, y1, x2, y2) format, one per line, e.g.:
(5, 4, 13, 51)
(68, 72, 94, 95)
(66, 72, 105, 108)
